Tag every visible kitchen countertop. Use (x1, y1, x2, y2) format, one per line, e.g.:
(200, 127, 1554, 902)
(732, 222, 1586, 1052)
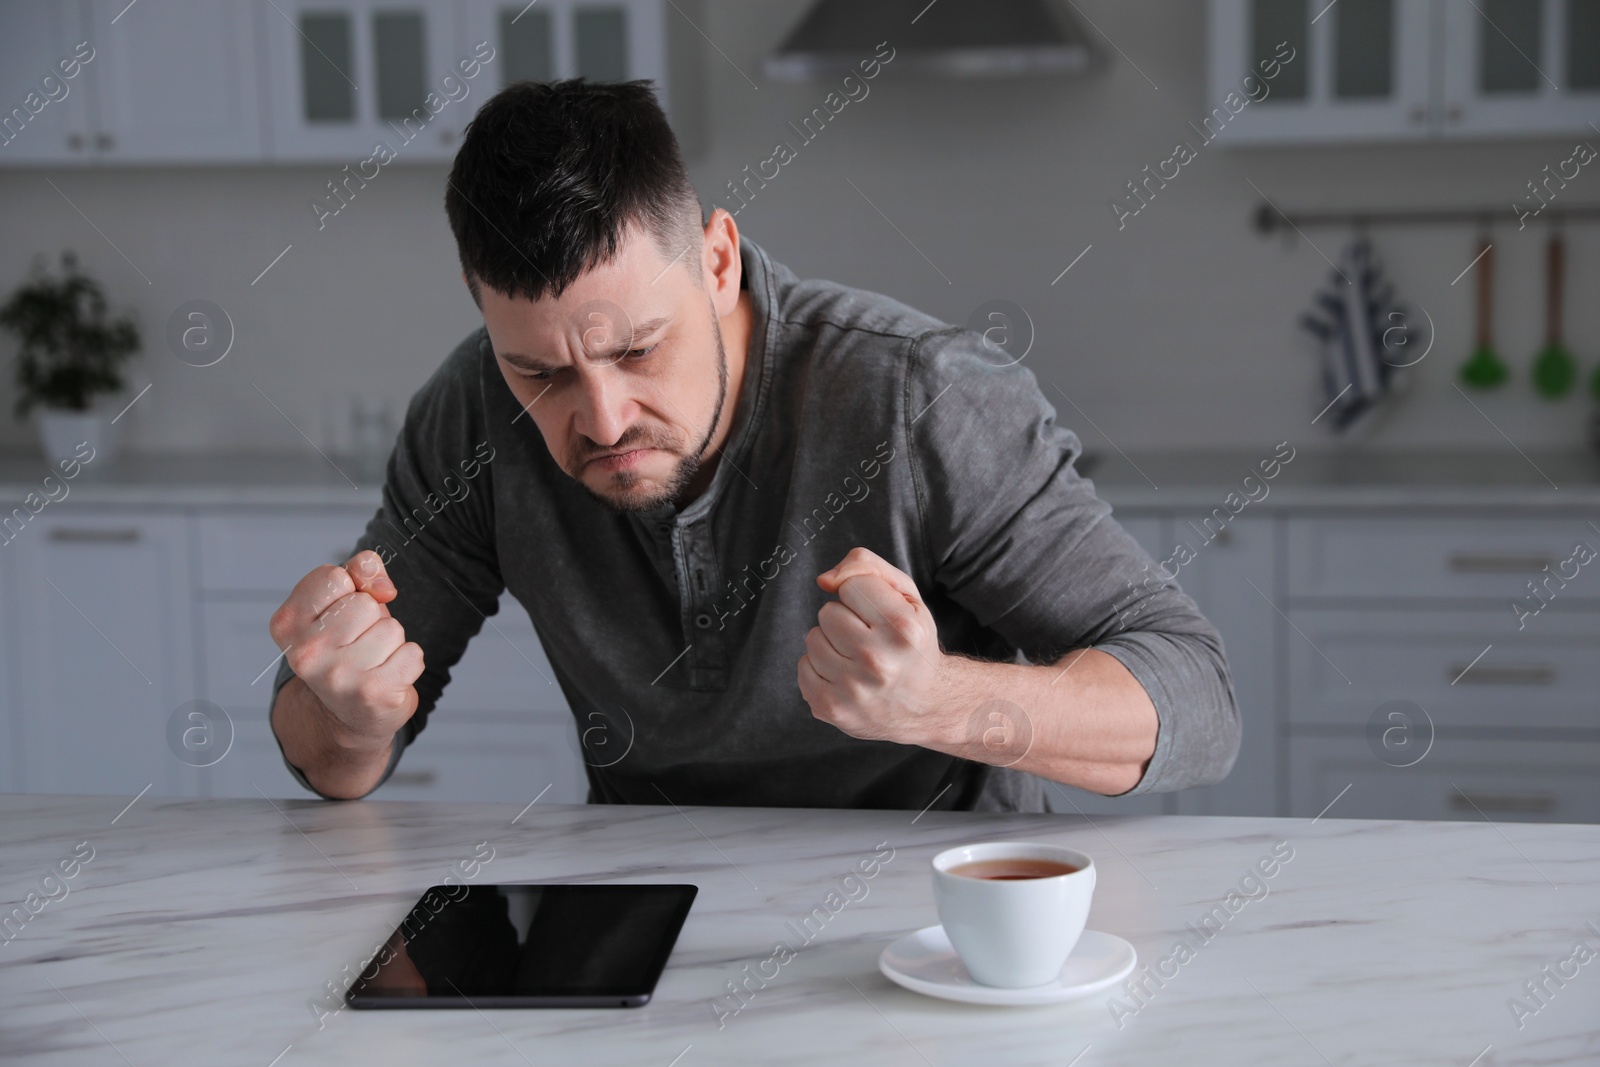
(3, 447, 1599, 510)
(1084, 448, 1600, 510)
(0, 450, 382, 506)
(1, 794, 1596, 1065)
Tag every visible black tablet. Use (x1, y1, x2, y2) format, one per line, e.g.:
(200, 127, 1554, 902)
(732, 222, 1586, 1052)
(347, 883, 698, 1008)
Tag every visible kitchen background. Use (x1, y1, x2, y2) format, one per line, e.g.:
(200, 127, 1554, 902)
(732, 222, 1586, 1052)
(1, 0, 1597, 822)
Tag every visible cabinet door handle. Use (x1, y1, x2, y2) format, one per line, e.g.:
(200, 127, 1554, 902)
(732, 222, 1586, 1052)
(66, 133, 85, 150)
(386, 769, 437, 787)
(49, 527, 142, 544)
(1448, 552, 1553, 573)
(94, 132, 114, 150)
(1449, 791, 1555, 815)
(1447, 663, 1555, 685)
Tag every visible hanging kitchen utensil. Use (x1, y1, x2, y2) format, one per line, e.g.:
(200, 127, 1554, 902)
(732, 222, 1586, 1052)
(1588, 364, 1600, 456)
(1459, 238, 1508, 389)
(1531, 230, 1576, 399)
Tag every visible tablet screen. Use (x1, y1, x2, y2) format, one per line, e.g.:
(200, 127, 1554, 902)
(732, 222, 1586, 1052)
(348, 883, 698, 1008)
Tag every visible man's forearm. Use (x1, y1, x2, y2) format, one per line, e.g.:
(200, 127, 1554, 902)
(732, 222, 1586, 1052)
(270, 677, 397, 800)
(921, 648, 1159, 796)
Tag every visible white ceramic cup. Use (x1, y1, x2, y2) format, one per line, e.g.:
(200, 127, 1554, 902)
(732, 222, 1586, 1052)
(931, 841, 1096, 988)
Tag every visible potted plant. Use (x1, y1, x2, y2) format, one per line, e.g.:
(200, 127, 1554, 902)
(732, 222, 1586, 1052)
(1, 251, 141, 464)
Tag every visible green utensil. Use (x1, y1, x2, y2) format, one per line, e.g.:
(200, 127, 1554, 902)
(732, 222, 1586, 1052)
(1459, 239, 1508, 389)
(1532, 231, 1576, 399)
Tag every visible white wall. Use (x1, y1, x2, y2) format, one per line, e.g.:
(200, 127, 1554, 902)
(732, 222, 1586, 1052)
(0, 0, 1595, 456)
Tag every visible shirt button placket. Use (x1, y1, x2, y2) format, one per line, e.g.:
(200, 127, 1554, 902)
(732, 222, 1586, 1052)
(684, 528, 723, 683)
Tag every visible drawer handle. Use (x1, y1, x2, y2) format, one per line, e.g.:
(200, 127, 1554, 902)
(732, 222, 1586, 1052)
(1447, 664, 1555, 685)
(1450, 791, 1555, 815)
(49, 527, 142, 544)
(1448, 552, 1553, 573)
(386, 769, 437, 787)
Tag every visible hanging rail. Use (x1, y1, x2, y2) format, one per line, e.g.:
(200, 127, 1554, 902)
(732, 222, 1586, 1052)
(1253, 201, 1600, 234)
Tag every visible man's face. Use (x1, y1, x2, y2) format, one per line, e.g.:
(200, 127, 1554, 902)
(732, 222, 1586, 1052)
(477, 226, 727, 512)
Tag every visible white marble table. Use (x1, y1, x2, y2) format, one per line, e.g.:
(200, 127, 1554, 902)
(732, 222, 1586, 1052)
(1, 794, 1596, 1066)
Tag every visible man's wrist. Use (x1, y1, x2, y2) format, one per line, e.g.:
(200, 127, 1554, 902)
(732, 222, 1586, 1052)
(919, 652, 986, 751)
(322, 709, 398, 756)
(279, 678, 397, 759)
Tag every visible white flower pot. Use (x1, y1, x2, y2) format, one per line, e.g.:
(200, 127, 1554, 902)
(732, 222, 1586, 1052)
(36, 409, 115, 467)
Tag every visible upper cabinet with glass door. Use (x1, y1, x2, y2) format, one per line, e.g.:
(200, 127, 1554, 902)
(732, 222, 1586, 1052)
(263, 0, 668, 163)
(262, 0, 484, 163)
(454, 1, 669, 114)
(1439, 0, 1600, 136)
(1209, 0, 1600, 143)
(1207, 0, 1433, 144)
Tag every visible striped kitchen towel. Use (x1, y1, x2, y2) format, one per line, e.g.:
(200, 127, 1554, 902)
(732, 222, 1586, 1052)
(1299, 237, 1412, 434)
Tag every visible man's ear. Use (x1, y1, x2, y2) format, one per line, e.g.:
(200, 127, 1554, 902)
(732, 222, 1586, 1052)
(700, 208, 742, 319)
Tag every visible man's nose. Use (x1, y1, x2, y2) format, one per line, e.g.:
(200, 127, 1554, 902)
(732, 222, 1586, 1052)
(573, 371, 633, 446)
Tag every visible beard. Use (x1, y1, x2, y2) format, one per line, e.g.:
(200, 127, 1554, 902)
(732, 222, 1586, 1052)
(571, 299, 729, 513)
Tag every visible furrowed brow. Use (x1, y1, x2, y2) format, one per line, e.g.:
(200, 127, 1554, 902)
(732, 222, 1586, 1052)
(498, 314, 674, 372)
(574, 313, 673, 360)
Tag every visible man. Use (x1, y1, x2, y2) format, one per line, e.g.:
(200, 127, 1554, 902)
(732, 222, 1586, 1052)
(268, 79, 1239, 812)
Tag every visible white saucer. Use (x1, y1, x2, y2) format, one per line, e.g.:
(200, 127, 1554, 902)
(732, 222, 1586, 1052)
(878, 925, 1137, 1006)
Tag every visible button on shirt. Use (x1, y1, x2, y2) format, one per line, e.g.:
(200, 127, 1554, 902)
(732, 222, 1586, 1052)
(274, 236, 1239, 812)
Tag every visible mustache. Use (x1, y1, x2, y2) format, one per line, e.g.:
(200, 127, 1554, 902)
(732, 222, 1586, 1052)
(572, 425, 682, 466)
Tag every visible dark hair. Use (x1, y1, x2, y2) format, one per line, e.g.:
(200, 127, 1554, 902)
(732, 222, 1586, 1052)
(445, 79, 703, 307)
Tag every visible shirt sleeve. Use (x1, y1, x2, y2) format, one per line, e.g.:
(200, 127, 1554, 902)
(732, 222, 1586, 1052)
(903, 326, 1240, 796)
(270, 333, 507, 799)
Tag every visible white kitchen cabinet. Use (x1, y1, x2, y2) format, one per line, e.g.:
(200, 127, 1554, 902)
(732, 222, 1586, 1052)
(1286, 514, 1600, 601)
(1046, 513, 1278, 817)
(0, 542, 16, 792)
(255, 0, 671, 164)
(1289, 734, 1600, 823)
(1047, 513, 1176, 816)
(193, 598, 302, 798)
(261, 0, 470, 163)
(3, 473, 1594, 822)
(1210, 0, 1600, 144)
(0, 0, 93, 163)
(1209, 0, 1433, 143)
(428, 595, 567, 713)
(88, 0, 268, 162)
(196, 508, 373, 596)
(0, 0, 672, 167)
(373, 717, 586, 803)
(1285, 607, 1600, 731)
(8, 511, 201, 796)
(191, 505, 582, 801)
(197, 584, 584, 802)
(1439, 0, 1600, 137)
(191, 598, 585, 806)
(455, 0, 669, 108)
(1167, 515, 1279, 817)
(0, 0, 266, 165)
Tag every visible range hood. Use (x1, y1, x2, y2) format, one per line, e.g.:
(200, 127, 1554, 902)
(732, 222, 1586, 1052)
(763, 0, 1097, 81)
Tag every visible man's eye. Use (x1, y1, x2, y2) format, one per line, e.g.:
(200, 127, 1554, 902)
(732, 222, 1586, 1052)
(625, 343, 659, 360)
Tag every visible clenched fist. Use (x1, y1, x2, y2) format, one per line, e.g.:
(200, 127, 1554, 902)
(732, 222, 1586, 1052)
(797, 547, 959, 747)
(268, 549, 425, 749)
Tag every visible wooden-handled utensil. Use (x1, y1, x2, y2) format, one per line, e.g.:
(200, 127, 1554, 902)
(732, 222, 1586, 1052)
(1532, 231, 1576, 398)
(1459, 239, 1508, 388)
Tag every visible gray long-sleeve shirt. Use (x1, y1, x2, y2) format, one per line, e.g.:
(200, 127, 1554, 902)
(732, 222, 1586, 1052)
(273, 235, 1239, 812)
